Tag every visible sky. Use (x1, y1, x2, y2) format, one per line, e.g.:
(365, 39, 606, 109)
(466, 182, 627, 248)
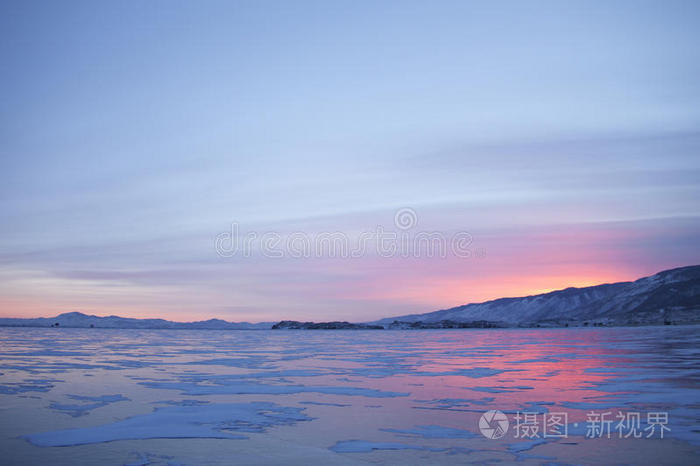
(1, 0, 699, 323)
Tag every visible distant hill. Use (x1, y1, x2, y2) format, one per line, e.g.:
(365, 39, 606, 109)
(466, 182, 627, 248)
(0, 312, 272, 330)
(373, 265, 700, 327)
(4, 266, 699, 330)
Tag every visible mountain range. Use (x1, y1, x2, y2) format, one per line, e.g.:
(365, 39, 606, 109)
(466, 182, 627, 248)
(374, 264, 700, 327)
(1, 265, 698, 329)
(0, 312, 271, 330)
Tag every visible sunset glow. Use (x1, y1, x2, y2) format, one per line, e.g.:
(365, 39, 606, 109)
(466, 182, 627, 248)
(1, 1, 699, 323)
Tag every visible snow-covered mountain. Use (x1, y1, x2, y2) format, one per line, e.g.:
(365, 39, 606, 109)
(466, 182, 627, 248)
(0, 312, 272, 330)
(373, 265, 700, 327)
(3, 266, 699, 330)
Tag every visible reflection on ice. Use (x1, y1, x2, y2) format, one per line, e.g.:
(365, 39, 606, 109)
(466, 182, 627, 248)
(0, 325, 698, 464)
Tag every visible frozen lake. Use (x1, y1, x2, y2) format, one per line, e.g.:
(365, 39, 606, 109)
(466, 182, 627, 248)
(1, 326, 699, 465)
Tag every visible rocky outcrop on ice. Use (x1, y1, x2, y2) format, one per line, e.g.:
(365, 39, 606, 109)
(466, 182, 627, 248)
(374, 265, 700, 327)
(386, 320, 505, 329)
(272, 320, 383, 330)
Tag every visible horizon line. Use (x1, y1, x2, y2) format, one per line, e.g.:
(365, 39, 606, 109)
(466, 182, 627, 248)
(2, 264, 695, 324)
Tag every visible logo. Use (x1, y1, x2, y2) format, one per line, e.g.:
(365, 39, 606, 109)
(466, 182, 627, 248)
(479, 410, 509, 439)
(393, 207, 417, 230)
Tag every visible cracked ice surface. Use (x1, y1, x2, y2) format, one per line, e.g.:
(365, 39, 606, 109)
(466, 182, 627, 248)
(25, 402, 311, 446)
(1, 326, 699, 465)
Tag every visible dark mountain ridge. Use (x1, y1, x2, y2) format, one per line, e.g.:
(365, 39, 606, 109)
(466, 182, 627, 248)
(373, 265, 700, 327)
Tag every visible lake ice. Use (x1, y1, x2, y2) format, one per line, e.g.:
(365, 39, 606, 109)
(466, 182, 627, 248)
(1, 326, 698, 465)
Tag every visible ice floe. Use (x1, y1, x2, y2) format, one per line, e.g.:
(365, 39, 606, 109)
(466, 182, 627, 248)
(24, 402, 311, 446)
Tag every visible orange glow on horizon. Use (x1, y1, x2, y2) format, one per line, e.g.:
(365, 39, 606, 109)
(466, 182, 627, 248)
(0, 261, 678, 322)
(363, 269, 636, 310)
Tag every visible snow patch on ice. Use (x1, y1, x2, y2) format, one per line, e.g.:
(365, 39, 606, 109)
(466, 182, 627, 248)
(24, 402, 312, 447)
